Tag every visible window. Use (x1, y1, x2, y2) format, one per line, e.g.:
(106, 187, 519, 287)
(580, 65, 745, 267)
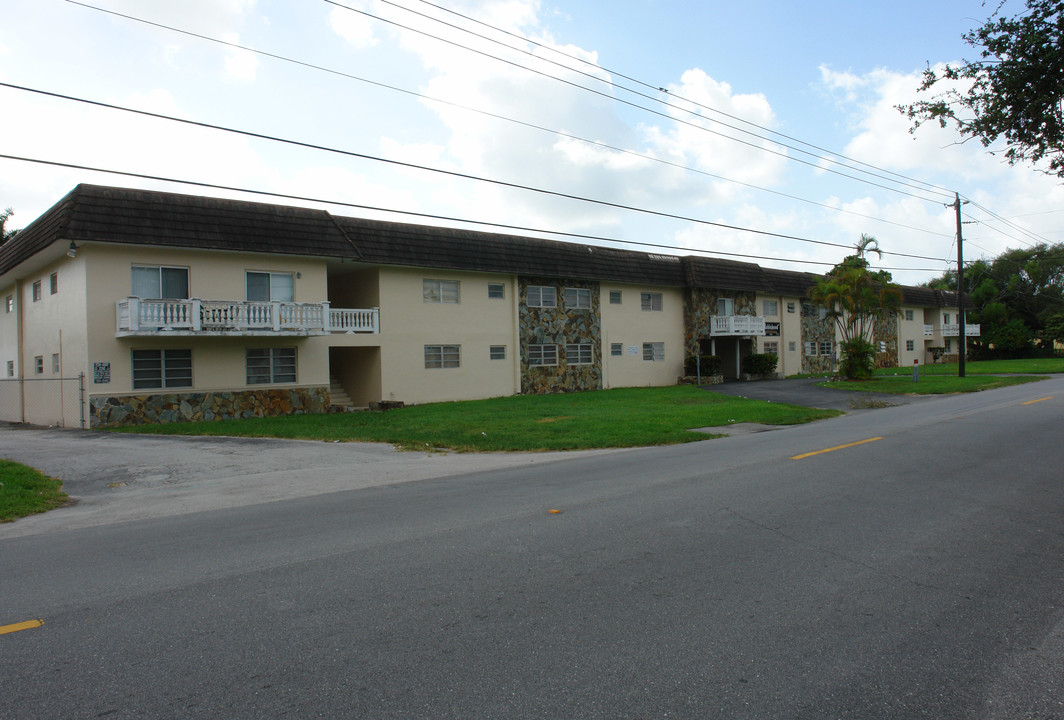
(527, 286, 556, 308)
(528, 343, 558, 366)
(763, 341, 778, 355)
(643, 342, 664, 362)
(802, 303, 817, 318)
(424, 345, 461, 369)
(945, 339, 952, 352)
(246, 348, 297, 383)
(904, 309, 914, 321)
(50, 272, 58, 295)
(5, 361, 12, 377)
(5, 295, 12, 313)
(819, 341, 833, 356)
(787, 302, 796, 313)
(716, 298, 734, 316)
(566, 343, 593, 365)
(641, 292, 663, 311)
(247, 272, 294, 302)
(132, 266, 189, 299)
(489, 345, 506, 360)
(52, 353, 60, 374)
(32, 281, 41, 301)
(34, 356, 43, 374)
(488, 283, 505, 299)
(906, 339, 915, 351)
(943, 313, 951, 324)
(610, 343, 623, 356)
(609, 291, 622, 305)
(421, 279, 460, 304)
(564, 287, 591, 310)
(763, 300, 778, 317)
(132, 349, 193, 389)
(788, 341, 796, 352)
(804, 342, 817, 356)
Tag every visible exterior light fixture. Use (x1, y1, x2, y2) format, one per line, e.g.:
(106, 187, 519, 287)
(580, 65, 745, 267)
(66, 241, 78, 258)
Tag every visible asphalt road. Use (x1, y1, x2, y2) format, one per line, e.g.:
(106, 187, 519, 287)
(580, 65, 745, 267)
(1, 377, 1063, 719)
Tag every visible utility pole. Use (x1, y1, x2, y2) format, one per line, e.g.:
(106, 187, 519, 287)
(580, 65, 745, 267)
(953, 193, 967, 378)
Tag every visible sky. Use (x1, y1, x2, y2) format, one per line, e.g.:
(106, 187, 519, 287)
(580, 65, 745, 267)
(2, 0, 1063, 286)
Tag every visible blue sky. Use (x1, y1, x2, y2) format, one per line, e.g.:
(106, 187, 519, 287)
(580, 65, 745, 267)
(2, 0, 1062, 285)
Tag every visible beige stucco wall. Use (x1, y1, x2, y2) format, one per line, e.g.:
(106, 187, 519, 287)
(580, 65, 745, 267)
(1, 281, 18, 380)
(897, 306, 924, 367)
(82, 244, 332, 401)
(373, 267, 518, 405)
(600, 284, 685, 388)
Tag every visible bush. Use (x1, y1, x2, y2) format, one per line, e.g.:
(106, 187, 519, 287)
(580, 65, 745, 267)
(685, 354, 722, 376)
(839, 338, 876, 379)
(741, 353, 779, 376)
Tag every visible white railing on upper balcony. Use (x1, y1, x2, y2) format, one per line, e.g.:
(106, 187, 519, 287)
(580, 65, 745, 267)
(924, 324, 935, 337)
(941, 322, 981, 337)
(116, 298, 379, 335)
(710, 315, 766, 336)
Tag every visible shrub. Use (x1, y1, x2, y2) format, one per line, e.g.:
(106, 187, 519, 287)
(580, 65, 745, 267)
(839, 338, 876, 379)
(742, 353, 779, 376)
(685, 354, 722, 376)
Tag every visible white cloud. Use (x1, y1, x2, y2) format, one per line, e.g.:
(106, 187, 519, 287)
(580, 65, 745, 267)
(329, 3, 379, 48)
(222, 34, 259, 81)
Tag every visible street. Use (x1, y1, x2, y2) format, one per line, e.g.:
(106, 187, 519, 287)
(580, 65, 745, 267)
(2, 378, 1063, 719)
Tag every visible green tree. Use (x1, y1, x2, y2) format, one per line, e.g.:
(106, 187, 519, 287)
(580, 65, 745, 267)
(810, 237, 903, 379)
(898, 0, 1064, 177)
(0, 208, 16, 245)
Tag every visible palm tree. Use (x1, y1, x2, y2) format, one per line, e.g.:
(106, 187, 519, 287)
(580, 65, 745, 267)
(0, 208, 16, 245)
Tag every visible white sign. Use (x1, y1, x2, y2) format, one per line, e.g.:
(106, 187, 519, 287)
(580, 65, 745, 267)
(627, 346, 639, 355)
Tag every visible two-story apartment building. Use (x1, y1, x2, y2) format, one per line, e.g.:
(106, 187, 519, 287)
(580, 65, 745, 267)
(0, 184, 973, 427)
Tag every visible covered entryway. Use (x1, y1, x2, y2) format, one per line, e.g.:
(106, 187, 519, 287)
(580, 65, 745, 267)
(698, 337, 756, 380)
(328, 346, 381, 408)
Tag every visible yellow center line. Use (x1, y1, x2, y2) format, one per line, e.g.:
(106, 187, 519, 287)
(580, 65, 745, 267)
(791, 436, 884, 460)
(1021, 396, 1053, 405)
(0, 619, 44, 636)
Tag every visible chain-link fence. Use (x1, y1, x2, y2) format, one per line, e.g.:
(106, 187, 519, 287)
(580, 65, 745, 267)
(0, 374, 86, 428)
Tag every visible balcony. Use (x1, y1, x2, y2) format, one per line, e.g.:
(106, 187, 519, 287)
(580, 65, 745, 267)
(941, 323, 981, 337)
(116, 298, 379, 337)
(924, 324, 935, 337)
(710, 315, 766, 336)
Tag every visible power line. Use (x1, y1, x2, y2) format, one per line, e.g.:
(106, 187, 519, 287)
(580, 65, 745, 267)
(62, 0, 953, 240)
(0, 153, 945, 274)
(322, 0, 952, 204)
(0, 82, 950, 264)
(387, 0, 959, 200)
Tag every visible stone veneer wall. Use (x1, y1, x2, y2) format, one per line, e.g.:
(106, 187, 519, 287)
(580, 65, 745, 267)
(519, 277, 601, 394)
(683, 288, 757, 360)
(90, 386, 329, 427)
(800, 308, 835, 373)
(873, 313, 899, 368)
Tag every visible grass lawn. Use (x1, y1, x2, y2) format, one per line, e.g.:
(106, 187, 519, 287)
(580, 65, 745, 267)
(0, 460, 70, 523)
(112, 385, 841, 452)
(820, 374, 1047, 395)
(876, 357, 1064, 376)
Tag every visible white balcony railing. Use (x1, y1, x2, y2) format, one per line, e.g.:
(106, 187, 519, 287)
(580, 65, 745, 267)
(710, 315, 766, 336)
(116, 298, 379, 336)
(941, 323, 981, 337)
(924, 324, 935, 337)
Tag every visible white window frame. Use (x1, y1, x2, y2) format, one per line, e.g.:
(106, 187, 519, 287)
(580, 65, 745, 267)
(610, 342, 623, 357)
(487, 283, 505, 299)
(642, 342, 664, 362)
(788, 341, 796, 352)
(564, 287, 591, 310)
(904, 309, 914, 321)
(132, 265, 190, 300)
(640, 292, 663, 312)
(5, 295, 12, 313)
(246, 347, 297, 384)
(943, 313, 951, 324)
(34, 355, 43, 374)
(489, 345, 506, 360)
(716, 298, 734, 316)
(49, 272, 58, 295)
(528, 343, 558, 366)
(422, 279, 460, 304)
(819, 341, 833, 356)
(527, 286, 557, 308)
(247, 271, 295, 303)
(32, 280, 41, 302)
(787, 302, 796, 313)
(424, 344, 461, 369)
(906, 339, 915, 351)
(609, 291, 622, 305)
(132, 349, 193, 389)
(566, 343, 593, 365)
(763, 341, 779, 355)
(804, 341, 817, 356)
(51, 353, 60, 374)
(5, 360, 13, 377)
(763, 300, 778, 317)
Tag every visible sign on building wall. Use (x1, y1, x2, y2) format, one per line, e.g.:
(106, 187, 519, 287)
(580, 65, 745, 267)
(765, 322, 780, 336)
(627, 346, 639, 356)
(93, 362, 110, 384)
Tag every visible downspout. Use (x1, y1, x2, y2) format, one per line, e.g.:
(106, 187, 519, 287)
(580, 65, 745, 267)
(16, 278, 25, 423)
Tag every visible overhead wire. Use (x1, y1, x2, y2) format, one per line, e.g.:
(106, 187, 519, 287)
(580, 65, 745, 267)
(62, 0, 953, 240)
(0, 82, 950, 264)
(0, 153, 946, 274)
(321, 0, 953, 204)
(384, 0, 958, 200)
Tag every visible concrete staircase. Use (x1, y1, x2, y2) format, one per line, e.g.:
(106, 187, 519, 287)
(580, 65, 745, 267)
(328, 376, 354, 408)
